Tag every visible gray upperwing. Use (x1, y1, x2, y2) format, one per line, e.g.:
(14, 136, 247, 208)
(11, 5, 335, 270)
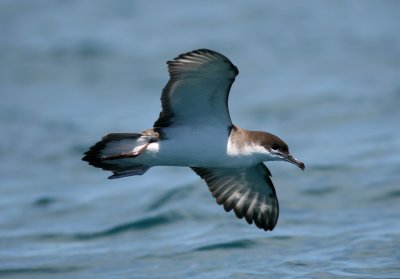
(154, 49, 238, 128)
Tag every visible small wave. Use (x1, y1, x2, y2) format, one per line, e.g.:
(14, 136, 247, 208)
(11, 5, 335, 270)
(302, 186, 337, 196)
(194, 239, 255, 251)
(32, 197, 58, 207)
(73, 213, 175, 240)
(371, 189, 400, 202)
(35, 212, 182, 241)
(146, 184, 197, 211)
(0, 266, 83, 276)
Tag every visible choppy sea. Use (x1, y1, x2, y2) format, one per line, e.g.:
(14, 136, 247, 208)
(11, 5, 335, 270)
(1, 1, 400, 278)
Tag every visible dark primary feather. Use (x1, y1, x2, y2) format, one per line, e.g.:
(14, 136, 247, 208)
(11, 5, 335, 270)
(192, 163, 279, 231)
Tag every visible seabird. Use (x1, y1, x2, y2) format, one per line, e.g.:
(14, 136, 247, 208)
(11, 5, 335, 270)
(82, 49, 305, 231)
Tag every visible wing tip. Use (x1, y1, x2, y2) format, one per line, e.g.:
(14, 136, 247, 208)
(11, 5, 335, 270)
(192, 165, 279, 232)
(167, 48, 239, 76)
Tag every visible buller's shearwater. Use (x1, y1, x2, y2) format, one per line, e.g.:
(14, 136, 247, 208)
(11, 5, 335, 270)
(83, 49, 305, 231)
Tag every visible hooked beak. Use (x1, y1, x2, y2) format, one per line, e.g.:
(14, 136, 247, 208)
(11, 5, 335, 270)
(282, 153, 305, 171)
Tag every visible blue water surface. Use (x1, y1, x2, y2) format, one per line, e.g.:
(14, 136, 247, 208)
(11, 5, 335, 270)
(1, 1, 400, 278)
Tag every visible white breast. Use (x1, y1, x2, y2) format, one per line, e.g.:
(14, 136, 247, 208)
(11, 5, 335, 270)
(226, 136, 269, 166)
(137, 125, 271, 168)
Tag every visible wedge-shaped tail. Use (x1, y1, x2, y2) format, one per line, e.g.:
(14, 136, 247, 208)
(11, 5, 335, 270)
(82, 132, 157, 179)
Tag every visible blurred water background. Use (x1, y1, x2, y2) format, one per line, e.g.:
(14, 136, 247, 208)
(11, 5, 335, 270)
(1, 1, 400, 278)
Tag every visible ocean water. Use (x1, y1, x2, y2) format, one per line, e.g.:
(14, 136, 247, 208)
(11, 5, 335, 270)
(1, 1, 400, 278)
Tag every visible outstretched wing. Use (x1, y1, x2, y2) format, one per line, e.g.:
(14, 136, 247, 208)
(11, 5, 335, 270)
(154, 49, 239, 128)
(192, 163, 279, 231)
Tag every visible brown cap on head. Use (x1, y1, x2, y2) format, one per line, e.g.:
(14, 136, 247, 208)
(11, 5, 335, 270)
(255, 131, 305, 171)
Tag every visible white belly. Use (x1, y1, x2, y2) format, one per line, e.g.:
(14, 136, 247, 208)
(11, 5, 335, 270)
(138, 126, 260, 168)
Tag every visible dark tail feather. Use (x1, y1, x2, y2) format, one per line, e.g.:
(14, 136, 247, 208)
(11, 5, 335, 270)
(82, 133, 151, 178)
(108, 166, 151, 179)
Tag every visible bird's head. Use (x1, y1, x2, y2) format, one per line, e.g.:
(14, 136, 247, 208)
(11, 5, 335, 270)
(258, 132, 305, 170)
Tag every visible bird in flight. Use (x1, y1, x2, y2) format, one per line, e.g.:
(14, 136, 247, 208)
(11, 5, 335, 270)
(82, 49, 305, 231)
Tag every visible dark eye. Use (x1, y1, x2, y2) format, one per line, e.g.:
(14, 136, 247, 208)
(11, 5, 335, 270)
(271, 144, 279, 151)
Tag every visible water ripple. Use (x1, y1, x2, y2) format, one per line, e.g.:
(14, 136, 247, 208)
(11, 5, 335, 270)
(0, 266, 83, 277)
(372, 189, 400, 202)
(76, 214, 175, 240)
(194, 239, 256, 251)
(146, 184, 196, 211)
(37, 212, 179, 241)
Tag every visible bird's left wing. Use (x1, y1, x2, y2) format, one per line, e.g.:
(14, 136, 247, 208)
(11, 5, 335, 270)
(154, 49, 239, 128)
(192, 163, 279, 231)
